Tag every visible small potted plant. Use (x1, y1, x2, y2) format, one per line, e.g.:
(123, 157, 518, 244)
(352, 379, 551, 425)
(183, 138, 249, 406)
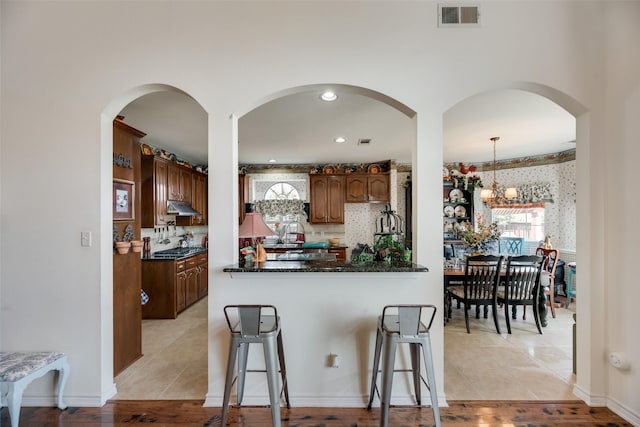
(114, 237, 131, 254)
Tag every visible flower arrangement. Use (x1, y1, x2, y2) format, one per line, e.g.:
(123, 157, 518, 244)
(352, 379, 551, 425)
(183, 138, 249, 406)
(459, 214, 502, 253)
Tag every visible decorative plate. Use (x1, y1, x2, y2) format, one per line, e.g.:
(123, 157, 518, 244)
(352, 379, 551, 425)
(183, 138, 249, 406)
(454, 205, 467, 218)
(449, 189, 464, 201)
(322, 165, 336, 174)
(140, 144, 154, 156)
(443, 222, 454, 232)
(443, 206, 455, 217)
(367, 164, 381, 174)
(442, 167, 449, 178)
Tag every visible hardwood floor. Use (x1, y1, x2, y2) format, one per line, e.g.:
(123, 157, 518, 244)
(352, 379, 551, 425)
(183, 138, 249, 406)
(3, 400, 632, 426)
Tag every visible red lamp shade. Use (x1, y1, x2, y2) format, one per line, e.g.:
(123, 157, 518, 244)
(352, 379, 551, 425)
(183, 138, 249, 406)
(239, 212, 274, 238)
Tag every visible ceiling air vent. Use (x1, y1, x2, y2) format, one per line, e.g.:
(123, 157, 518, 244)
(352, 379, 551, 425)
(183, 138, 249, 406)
(358, 138, 372, 145)
(438, 4, 480, 27)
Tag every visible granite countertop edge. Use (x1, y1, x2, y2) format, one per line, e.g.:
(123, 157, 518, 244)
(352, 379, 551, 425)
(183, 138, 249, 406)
(222, 262, 428, 273)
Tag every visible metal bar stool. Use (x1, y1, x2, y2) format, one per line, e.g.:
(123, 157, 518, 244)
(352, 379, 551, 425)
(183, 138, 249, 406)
(221, 305, 290, 427)
(367, 305, 440, 427)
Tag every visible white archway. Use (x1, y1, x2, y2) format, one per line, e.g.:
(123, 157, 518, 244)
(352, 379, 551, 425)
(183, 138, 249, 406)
(100, 84, 210, 402)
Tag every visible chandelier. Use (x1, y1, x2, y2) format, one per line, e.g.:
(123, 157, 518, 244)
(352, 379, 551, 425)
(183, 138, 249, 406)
(480, 137, 517, 205)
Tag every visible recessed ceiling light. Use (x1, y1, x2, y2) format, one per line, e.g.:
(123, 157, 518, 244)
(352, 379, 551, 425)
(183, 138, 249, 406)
(268, 159, 277, 163)
(334, 137, 346, 144)
(320, 91, 338, 102)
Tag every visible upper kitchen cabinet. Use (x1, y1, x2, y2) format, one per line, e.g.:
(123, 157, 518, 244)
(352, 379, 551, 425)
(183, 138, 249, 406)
(141, 155, 169, 227)
(176, 172, 207, 226)
(345, 174, 390, 203)
(168, 163, 192, 202)
(309, 174, 345, 224)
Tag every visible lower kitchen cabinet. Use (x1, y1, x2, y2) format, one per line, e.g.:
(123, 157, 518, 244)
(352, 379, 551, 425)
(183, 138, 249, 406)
(328, 247, 347, 262)
(197, 252, 208, 298)
(142, 251, 208, 319)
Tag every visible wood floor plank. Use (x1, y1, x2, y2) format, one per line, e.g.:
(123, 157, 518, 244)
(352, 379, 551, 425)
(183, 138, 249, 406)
(2, 400, 633, 426)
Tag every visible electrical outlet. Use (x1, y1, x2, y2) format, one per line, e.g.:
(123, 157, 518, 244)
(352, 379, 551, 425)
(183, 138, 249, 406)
(81, 231, 92, 247)
(608, 352, 630, 370)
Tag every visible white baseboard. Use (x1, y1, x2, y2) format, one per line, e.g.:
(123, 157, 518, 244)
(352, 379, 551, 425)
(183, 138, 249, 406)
(607, 396, 640, 427)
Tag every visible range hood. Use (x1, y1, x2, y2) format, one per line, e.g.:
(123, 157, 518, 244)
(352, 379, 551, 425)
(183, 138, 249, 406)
(166, 201, 202, 216)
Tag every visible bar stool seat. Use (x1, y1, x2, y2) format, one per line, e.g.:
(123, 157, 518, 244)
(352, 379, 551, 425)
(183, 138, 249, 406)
(221, 305, 290, 427)
(367, 305, 440, 427)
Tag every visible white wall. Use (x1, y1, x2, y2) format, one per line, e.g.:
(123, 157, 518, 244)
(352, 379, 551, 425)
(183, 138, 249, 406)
(1, 1, 639, 423)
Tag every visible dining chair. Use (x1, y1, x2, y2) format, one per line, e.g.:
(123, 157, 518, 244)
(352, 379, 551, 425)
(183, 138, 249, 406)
(495, 255, 544, 334)
(535, 248, 560, 318)
(447, 255, 504, 333)
(499, 237, 524, 255)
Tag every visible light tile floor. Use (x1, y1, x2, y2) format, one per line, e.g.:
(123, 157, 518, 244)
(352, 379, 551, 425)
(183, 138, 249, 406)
(444, 300, 576, 400)
(114, 297, 577, 401)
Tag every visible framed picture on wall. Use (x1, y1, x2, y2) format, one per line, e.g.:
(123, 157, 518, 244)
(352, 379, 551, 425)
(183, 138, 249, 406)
(113, 179, 134, 221)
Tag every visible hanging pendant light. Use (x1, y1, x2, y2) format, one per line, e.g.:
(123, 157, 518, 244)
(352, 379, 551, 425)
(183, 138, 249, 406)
(480, 137, 517, 205)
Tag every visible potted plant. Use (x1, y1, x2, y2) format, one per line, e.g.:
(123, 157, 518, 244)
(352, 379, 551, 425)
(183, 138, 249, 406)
(459, 214, 501, 255)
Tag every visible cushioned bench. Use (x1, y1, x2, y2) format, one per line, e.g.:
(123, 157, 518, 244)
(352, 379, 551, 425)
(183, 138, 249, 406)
(0, 352, 69, 427)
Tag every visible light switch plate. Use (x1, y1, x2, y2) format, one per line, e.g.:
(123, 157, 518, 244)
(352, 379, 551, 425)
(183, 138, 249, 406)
(81, 231, 92, 247)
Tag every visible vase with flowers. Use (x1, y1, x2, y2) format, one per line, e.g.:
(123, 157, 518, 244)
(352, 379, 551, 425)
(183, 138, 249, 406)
(459, 214, 502, 255)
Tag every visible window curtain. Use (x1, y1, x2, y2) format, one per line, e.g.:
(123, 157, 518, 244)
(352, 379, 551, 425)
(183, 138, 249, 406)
(490, 183, 553, 209)
(253, 199, 307, 218)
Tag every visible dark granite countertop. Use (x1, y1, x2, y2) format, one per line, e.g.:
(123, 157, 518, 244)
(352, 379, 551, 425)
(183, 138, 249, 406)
(223, 260, 428, 273)
(142, 247, 207, 261)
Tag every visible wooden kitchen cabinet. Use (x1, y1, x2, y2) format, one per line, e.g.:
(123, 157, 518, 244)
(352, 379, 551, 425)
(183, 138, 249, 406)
(176, 171, 207, 226)
(141, 251, 207, 319)
(168, 163, 192, 202)
(185, 256, 199, 307)
(328, 247, 347, 262)
(196, 252, 208, 298)
(141, 155, 169, 227)
(346, 174, 389, 203)
(309, 174, 345, 224)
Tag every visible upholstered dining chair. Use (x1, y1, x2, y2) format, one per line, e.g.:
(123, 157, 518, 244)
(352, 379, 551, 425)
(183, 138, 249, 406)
(496, 255, 544, 334)
(535, 248, 560, 318)
(447, 255, 504, 333)
(499, 237, 524, 255)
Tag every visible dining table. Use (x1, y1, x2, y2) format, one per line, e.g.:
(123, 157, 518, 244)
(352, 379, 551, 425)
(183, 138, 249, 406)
(444, 265, 550, 327)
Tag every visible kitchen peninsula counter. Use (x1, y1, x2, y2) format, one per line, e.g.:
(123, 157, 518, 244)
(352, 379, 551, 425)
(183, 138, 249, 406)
(223, 261, 428, 273)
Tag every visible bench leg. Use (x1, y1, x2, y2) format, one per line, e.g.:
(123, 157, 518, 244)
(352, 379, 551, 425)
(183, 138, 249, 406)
(7, 381, 25, 427)
(56, 357, 70, 410)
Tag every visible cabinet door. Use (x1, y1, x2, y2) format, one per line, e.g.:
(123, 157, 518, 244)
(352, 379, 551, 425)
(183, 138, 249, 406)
(327, 176, 345, 223)
(368, 174, 389, 202)
(168, 164, 191, 202)
(176, 172, 207, 227)
(345, 175, 367, 202)
(192, 173, 207, 224)
(168, 164, 182, 201)
(154, 160, 168, 225)
(310, 175, 344, 224)
(309, 175, 329, 223)
(197, 263, 208, 298)
(180, 169, 192, 203)
(176, 272, 186, 312)
(185, 268, 198, 307)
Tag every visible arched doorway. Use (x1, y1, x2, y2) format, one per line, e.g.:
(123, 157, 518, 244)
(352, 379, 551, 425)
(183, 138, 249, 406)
(102, 84, 210, 400)
(442, 83, 587, 400)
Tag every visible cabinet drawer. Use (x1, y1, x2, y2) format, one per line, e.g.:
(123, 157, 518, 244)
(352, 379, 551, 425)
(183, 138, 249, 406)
(176, 260, 187, 273)
(185, 256, 198, 269)
(198, 253, 208, 264)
